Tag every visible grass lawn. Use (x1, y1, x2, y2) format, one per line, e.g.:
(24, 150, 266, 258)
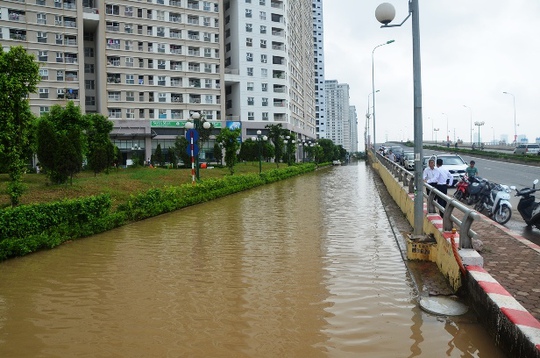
(0, 161, 282, 209)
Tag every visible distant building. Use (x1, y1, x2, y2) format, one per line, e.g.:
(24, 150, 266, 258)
(312, 0, 326, 139)
(325, 80, 358, 153)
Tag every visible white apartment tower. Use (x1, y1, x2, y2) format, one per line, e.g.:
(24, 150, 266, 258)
(312, 0, 326, 139)
(223, 0, 316, 142)
(1, 0, 224, 164)
(325, 79, 355, 152)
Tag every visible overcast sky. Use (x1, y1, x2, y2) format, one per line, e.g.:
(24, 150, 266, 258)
(322, 0, 540, 148)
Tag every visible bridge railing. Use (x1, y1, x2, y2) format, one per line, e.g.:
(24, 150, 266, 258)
(375, 151, 479, 249)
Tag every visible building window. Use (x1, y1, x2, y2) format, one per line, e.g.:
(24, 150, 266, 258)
(247, 67, 254, 76)
(205, 95, 213, 104)
(248, 112, 254, 121)
(126, 91, 135, 101)
(126, 75, 134, 84)
(246, 53, 253, 62)
(247, 82, 254, 91)
(126, 109, 135, 119)
(262, 112, 269, 121)
(245, 9, 252, 18)
(247, 97, 254, 105)
(85, 80, 95, 90)
(260, 40, 267, 48)
(261, 54, 267, 63)
(262, 83, 268, 92)
(84, 64, 94, 73)
(37, 69, 48, 81)
(246, 23, 252, 32)
(126, 57, 134, 67)
(39, 88, 49, 98)
(84, 47, 94, 57)
(260, 25, 266, 34)
(108, 91, 120, 101)
(205, 79, 212, 88)
(262, 98, 268, 106)
(86, 96, 95, 106)
(39, 106, 49, 115)
(246, 38, 253, 47)
(37, 32, 47, 43)
(261, 68, 267, 77)
(259, 11, 266, 20)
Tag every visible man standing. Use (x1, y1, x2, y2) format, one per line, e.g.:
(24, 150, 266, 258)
(422, 158, 441, 196)
(436, 158, 453, 214)
(387, 150, 396, 162)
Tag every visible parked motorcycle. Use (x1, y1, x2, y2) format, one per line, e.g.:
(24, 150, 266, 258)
(465, 176, 489, 205)
(453, 175, 470, 202)
(511, 179, 540, 229)
(474, 181, 512, 225)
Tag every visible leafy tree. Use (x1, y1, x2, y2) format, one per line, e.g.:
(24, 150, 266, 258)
(317, 139, 339, 163)
(213, 142, 223, 166)
(168, 147, 177, 168)
(154, 144, 164, 166)
(86, 113, 114, 175)
(36, 102, 88, 184)
(216, 127, 241, 174)
(284, 133, 297, 165)
(0, 46, 41, 206)
(238, 138, 258, 161)
(175, 136, 190, 168)
(265, 124, 285, 168)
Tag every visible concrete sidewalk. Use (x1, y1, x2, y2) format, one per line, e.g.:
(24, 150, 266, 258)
(470, 215, 540, 322)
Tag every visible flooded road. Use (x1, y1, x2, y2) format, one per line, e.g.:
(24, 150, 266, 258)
(0, 163, 505, 357)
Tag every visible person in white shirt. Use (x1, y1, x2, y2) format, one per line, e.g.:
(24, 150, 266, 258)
(386, 150, 396, 162)
(422, 158, 441, 196)
(436, 158, 453, 213)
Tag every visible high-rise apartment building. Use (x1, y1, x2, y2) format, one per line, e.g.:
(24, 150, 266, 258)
(223, 0, 316, 143)
(312, 0, 326, 139)
(1, 0, 224, 163)
(325, 79, 357, 153)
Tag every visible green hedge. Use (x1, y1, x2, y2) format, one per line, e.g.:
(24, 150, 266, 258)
(0, 163, 317, 261)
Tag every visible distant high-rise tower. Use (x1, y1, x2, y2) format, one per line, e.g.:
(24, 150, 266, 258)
(325, 80, 357, 153)
(223, 0, 316, 143)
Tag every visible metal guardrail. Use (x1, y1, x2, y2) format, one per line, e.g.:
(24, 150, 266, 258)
(375, 151, 479, 249)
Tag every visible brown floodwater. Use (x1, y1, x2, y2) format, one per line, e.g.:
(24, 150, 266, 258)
(0, 163, 505, 357)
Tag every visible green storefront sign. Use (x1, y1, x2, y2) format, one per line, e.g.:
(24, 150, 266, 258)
(151, 120, 223, 129)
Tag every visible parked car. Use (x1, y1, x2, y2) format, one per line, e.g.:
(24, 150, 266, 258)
(389, 146, 404, 163)
(513, 144, 540, 155)
(402, 152, 415, 170)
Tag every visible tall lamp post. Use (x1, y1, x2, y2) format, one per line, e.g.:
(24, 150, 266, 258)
(376, 1, 424, 237)
(371, 40, 395, 149)
(254, 130, 267, 174)
(185, 112, 211, 182)
(502, 91, 517, 145)
(474, 121, 485, 146)
(366, 89, 380, 148)
(442, 112, 449, 143)
(463, 105, 472, 145)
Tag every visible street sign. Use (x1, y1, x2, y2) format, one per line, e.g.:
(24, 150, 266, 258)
(185, 129, 199, 142)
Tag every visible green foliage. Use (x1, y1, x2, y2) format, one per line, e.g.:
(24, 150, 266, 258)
(175, 135, 190, 168)
(238, 138, 258, 161)
(0, 46, 41, 206)
(86, 113, 114, 175)
(216, 127, 241, 174)
(36, 102, 88, 184)
(213, 142, 223, 165)
(265, 124, 285, 167)
(168, 147, 177, 168)
(0, 194, 120, 261)
(154, 144, 164, 166)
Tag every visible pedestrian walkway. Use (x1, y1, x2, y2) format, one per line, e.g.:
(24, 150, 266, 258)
(470, 215, 540, 322)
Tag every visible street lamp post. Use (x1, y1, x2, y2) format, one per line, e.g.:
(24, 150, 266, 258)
(442, 112, 449, 143)
(433, 128, 439, 143)
(463, 105, 472, 146)
(185, 112, 211, 183)
(254, 130, 268, 174)
(502, 91, 517, 145)
(371, 40, 395, 149)
(366, 90, 380, 148)
(474, 121, 485, 146)
(376, 1, 424, 237)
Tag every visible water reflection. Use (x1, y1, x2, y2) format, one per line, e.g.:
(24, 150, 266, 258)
(0, 163, 505, 357)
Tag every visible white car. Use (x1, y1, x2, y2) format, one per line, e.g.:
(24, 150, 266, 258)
(434, 154, 468, 187)
(402, 152, 415, 170)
